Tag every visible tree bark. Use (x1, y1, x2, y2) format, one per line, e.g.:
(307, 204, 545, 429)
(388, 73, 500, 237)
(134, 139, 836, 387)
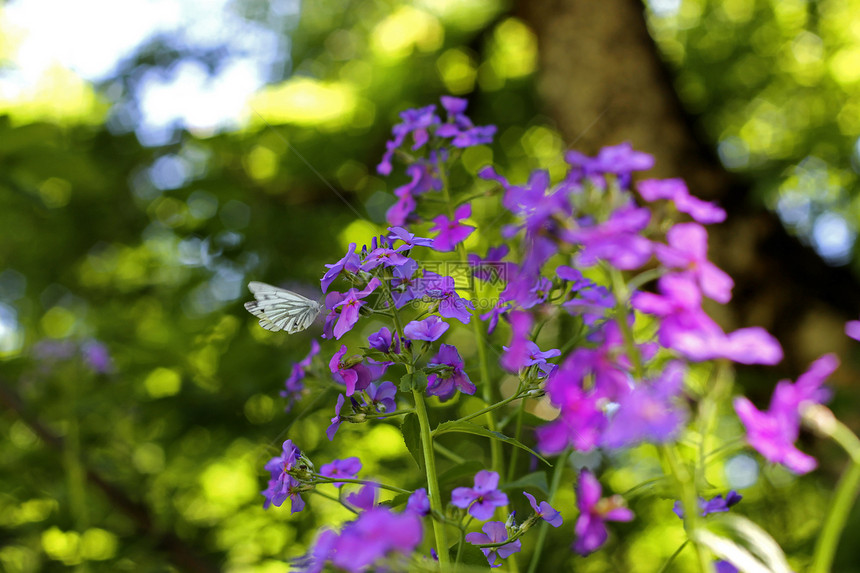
(518, 0, 860, 378)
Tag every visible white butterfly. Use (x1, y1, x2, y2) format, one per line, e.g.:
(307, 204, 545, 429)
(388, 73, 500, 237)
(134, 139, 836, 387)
(244, 281, 323, 334)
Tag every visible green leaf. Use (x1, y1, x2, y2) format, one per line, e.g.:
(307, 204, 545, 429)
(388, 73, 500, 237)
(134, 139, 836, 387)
(399, 370, 427, 392)
(503, 471, 549, 496)
(434, 421, 552, 467)
(438, 460, 486, 489)
(401, 413, 424, 471)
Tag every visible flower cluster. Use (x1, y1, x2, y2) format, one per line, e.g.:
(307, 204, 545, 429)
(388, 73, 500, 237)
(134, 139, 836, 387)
(247, 96, 853, 572)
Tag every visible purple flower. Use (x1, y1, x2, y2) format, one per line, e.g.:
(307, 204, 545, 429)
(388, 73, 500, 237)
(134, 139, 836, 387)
(523, 341, 561, 367)
(656, 223, 733, 303)
(846, 319, 860, 341)
(281, 340, 321, 411)
(327, 394, 346, 441)
(329, 345, 373, 396)
(329, 507, 423, 572)
(321, 243, 361, 293)
(385, 162, 443, 225)
(633, 274, 783, 365)
(715, 560, 739, 573)
(366, 381, 397, 413)
(345, 483, 378, 512)
(565, 143, 654, 187)
(430, 203, 475, 252)
(500, 310, 533, 372)
(292, 529, 338, 573)
(563, 282, 614, 326)
(367, 327, 398, 353)
(426, 344, 475, 401)
(378, 105, 441, 175)
(436, 96, 497, 148)
(388, 226, 434, 250)
(602, 362, 688, 448)
(481, 300, 512, 334)
(332, 278, 381, 339)
(387, 184, 417, 226)
(451, 470, 509, 520)
(465, 521, 522, 568)
(420, 273, 474, 324)
(82, 340, 113, 373)
(391, 258, 421, 309)
(673, 490, 742, 519)
(360, 247, 410, 271)
(537, 382, 606, 454)
(637, 178, 726, 224)
(523, 492, 563, 527)
(734, 354, 838, 474)
(406, 488, 430, 516)
(557, 265, 592, 289)
(262, 440, 307, 513)
(404, 315, 449, 342)
(469, 244, 517, 284)
(319, 457, 362, 488)
(573, 470, 634, 556)
(565, 206, 653, 270)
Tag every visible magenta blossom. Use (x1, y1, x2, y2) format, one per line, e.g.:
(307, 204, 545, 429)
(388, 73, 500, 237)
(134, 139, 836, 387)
(573, 470, 634, 556)
(465, 521, 522, 568)
(430, 203, 475, 252)
(633, 274, 783, 365)
(329, 345, 373, 396)
(331, 278, 381, 339)
(656, 222, 733, 303)
(451, 470, 509, 520)
(734, 354, 839, 474)
(846, 318, 860, 341)
(637, 178, 726, 224)
(536, 382, 606, 454)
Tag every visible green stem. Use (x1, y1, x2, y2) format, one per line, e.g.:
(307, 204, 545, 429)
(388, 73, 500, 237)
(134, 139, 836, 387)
(608, 267, 643, 379)
(434, 442, 466, 464)
(809, 412, 860, 573)
(436, 154, 503, 475)
(661, 445, 712, 573)
(434, 391, 524, 433)
(310, 489, 359, 513)
(413, 388, 451, 569)
(657, 540, 689, 573)
(437, 155, 513, 571)
(384, 278, 451, 568)
(526, 448, 570, 573)
(310, 475, 410, 494)
(506, 400, 527, 483)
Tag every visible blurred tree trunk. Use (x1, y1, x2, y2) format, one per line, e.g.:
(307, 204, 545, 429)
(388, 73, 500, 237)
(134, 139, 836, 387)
(518, 0, 860, 377)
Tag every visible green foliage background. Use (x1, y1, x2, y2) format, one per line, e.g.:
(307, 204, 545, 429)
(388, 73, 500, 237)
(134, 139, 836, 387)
(1, 0, 860, 571)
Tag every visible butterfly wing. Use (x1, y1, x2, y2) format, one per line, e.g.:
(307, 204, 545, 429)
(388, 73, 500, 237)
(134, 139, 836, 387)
(244, 282, 322, 334)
